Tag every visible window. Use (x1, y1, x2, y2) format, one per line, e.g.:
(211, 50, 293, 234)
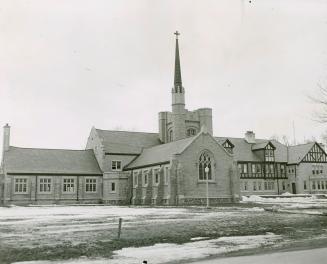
(63, 178, 75, 193)
(312, 181, 316, 190)
(164, 166, 170, 185)
(168, 129, 173, 142)
(264, 148, 275, 162)
(253, 182, 257, 191)
(322, 181, 325, 190)
(304, 180, 307, 190)
(187, 128, 196, 137)
(258, 181, 262, 190)
(264, 182, 268, 190)
(244, 181, 248, 191)
(133, 172, 139, 188)
(14, 178, 28, 193)
(318, 181, 321, 190)
(111, 160, 122, 171)
(199, 151, 213, 181)
(153, 169, 160, 185)
(85, 178, 97, 192)
(39, 178, 51, 193)
(222, 140, 234, 154)
(111, 182, 116, 192)
(280, 164, 286, 175)
(238, 163, 247, 174)
(143, 171, 148, 186)
(252, 164, 256, 173)
(282, 181, 286, 191)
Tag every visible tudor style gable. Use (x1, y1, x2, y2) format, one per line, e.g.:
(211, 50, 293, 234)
(302, 143, 327, 163)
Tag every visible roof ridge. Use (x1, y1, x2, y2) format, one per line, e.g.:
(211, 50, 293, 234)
(9, 146, 90, 152)
(141, 136, 195, 151)
(289, 142, 315, 148)
(95, 128, 158, 135)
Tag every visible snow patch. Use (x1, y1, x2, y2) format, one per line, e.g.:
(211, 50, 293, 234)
(12, 233, 282, 264)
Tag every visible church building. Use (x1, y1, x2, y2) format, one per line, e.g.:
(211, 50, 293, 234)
(1, 32, 327, 206)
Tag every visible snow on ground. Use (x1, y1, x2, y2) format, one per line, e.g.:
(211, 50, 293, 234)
(0, 205, 265, 248)
(241, 195, 327, 211)
(190, 247, 327, 264)
(12, 233, 282, 264)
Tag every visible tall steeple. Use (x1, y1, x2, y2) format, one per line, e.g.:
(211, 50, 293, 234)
(174, 31, 182, 92)
(171, 31, 186, 142)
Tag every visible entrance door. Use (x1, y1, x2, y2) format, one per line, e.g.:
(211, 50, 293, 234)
(291, 183, 296, 194)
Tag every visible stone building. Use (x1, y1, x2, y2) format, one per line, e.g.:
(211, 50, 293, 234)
(0, 32, 326, 206)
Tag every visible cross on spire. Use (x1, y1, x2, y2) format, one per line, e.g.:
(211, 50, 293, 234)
(174, 31, 180, 39)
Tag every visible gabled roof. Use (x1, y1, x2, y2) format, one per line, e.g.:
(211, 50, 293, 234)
(95, 129, 161, 154)
(288, 142, 315, 164)
(3, 147, 102, 175)
(252, 141, 276, 151)
(125, 136, 196, 170)
(215, 137, 288, 162)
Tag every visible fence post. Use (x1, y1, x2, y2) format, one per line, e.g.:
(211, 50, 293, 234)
(118, 218, 123, 239)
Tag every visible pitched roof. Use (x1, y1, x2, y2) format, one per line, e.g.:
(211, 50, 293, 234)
(252, 141, 275, 151)
(96, 129, 161, 154)
(125, 136, 195, 169)
(288, 142, 315, 164)
(3, 147, 102, 175)
(215, 137, 288, 162)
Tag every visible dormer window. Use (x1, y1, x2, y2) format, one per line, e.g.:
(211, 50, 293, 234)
(187, 128, 196, 137)
(264, 144, 275, 162)
(222, 139, 234, 154)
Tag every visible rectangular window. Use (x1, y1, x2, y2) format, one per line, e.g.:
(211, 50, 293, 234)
(304, 180, 307, 190)
(318, 181, 321, 190)
(322, 181, 325, 190)
(133, 172, 139, 188)
(63, 178, 75, 193)
(238, 163, 247, 174)
(280, 164, 285, 175)
(85, 178, 97, 192)
(264, 182, 268, 190)
(39, 178, 51, 193)
(14, 178, 28, 193)
(282, 181, 286, 191)
(252, 164, 256, 174)
(253, 181, 257, 191)
(164, 166, 170, 185)
(244, 181, 248, 191)
(312, 181, 316, 190)
(258, 181, 262, 190)
(111, 182, 116, 192)
(111, 160, 122, 171)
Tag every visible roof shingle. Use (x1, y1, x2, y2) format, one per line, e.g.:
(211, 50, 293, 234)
(4, 147, 102, 175)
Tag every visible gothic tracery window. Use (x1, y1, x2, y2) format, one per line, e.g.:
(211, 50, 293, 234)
(198, 151, 213, 181)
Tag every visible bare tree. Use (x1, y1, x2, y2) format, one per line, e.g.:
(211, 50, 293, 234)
(309, 83, 327, 123)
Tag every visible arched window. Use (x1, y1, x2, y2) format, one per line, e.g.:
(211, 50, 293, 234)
(198, 151, 213, 181)
(187, 128, 196, 137)
(168, 129, 173, 142)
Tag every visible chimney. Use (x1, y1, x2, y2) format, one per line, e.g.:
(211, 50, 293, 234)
(245, 131, 256, 144)
(3, 124, 10, 152)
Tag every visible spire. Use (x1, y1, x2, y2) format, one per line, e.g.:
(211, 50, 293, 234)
(174, 31, 182, 92)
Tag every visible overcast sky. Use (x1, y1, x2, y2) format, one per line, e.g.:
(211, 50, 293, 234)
(1, 0, 327, 153)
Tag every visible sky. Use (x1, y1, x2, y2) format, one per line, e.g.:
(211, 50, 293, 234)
(1, 0, 327, 154)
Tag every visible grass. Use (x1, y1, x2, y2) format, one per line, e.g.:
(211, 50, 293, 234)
(0, 206, 327, 263)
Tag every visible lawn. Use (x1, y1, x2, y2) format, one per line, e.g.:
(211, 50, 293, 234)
(0, 197, 327, 264)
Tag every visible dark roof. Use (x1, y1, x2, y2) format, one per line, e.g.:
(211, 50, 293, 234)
(252, 141, 275, 151)
(125, 136, 195, 169)
(3, 147, 102, 175)
(215, 137, 288, 162)
(288, 142, 315, 164)
(96, 129, 161, 154)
